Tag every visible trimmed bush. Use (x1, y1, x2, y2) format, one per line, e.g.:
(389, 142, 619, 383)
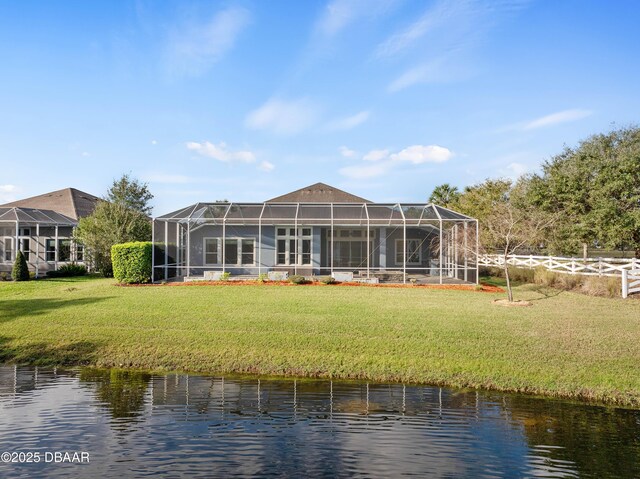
(12, 251, 30, 281)
(46, 263, 88, 278)
(319, 275, 336, 285)
(111, 242, 153, 284)
(288, 274, 308, 285)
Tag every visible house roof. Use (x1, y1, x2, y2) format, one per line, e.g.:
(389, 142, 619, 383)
(1, 188, 100, 220)
(0, 207, 77, 225)
(266, 182, 371, 203)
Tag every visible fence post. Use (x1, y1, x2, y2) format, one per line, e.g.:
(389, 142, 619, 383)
(598, 257, 602, 277)
(571, 258, 576, 275)
(622, 269, 628, 299)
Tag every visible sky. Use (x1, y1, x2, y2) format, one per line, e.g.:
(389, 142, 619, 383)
(1, 0, 639, 215)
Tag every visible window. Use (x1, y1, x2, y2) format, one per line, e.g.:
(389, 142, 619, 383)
(58, 239, 71, 262)
(19, 238, 30, 262)
(19, 228, 31, 236)
(204, 238, 219, 265)
(3, 238, 12, 262)
(396, 239, 422, 265)
(45, 239, 56, 262)
(224, 239, 238, 265)
(275, 227, 312, 266)
(241, 239, 254, 265)
(75, 244, 84, 262)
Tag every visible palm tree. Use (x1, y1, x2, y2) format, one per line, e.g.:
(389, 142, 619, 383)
(429, 183, 460, 207)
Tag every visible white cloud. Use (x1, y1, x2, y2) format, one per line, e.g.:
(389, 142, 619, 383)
(375, 0, 456, 58)
(316, 0, 396, 38)
(167, 6, 251, 77)
(0, 184, 19, 203)
(339, 144, 453, 179)
(507, 162, 528, 176)
(339, 163, 390, 180)
(258, 161, 275, 172)
(186, 141, 256, 163)
(522, 109, 592, 130)
(387, 58, 461, 92)
(81, 151, 90, 157)
(390, 145, 453, 164)
(339, 146, 358, 158)
(151, 140, 158, 145)
(245, 98, 320, 135)
(326, 110, 371, 130)
(363, 149, 389, 162)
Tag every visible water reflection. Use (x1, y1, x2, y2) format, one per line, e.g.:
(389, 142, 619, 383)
(0, 366, 638, 478)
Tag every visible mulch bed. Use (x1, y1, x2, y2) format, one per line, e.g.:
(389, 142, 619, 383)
(118, 280, 504, 293)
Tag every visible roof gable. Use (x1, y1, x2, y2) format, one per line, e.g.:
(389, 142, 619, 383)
(266, 182, 370, 203)
(0, 187, 100, 220)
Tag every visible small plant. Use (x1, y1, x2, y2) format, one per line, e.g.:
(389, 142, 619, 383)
(47, 263, 88, 278)
(0, 272, 9, 281)
(288, 274, 308, 285)
(220, 272, 231, 282)
(474, 284, 483, 291)
(319, 275, 336, 285)
(257, 273, 268, 283)
(12, 250, 30, 281)
(409, 278, 417, 285)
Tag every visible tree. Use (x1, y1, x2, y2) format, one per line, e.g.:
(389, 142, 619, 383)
(75, 174, 153, 276)
(529, 126, 640, 258)
(106, 173, 154, 216)
(429, 183, 460, 208)
(12, 250, 30, 281)
(456, 179, 555, 302)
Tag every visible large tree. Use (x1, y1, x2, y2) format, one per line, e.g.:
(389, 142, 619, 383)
(529, 126, 640, 257)
(75, 174, 153, 276)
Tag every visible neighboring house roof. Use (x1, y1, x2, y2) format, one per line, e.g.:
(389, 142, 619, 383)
(266, 182, 371, 203)
(1, 188, 100, 220)
(0, 207, 77, 225)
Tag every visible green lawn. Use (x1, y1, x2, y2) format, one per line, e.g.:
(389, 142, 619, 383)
(1, 276, 639, 407)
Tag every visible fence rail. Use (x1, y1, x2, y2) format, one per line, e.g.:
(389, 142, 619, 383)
(479, 254, 640, 277)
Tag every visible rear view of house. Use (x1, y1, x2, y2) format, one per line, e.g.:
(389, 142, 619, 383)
(0, 188, 99, 277)
(153, 183, 478, 284)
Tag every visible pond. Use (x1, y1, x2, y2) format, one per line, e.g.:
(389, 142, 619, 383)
(0, 366, 638, 478)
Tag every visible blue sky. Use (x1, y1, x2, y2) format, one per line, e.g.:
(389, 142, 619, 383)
(1, 0, 639, 214)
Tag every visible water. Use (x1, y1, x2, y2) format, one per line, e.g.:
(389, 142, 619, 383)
(0, 367, 638, 478)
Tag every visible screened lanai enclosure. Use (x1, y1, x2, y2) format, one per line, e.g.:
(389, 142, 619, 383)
(153, 185, 478, 285)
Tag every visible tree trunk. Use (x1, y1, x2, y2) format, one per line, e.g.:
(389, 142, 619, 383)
(504, 263, 513, 302)
(583, 242, 588, 263)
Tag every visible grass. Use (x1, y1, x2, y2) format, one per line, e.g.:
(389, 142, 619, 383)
(1, 276, 639, 407)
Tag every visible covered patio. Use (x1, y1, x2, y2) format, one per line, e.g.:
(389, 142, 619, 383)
(153, 201, 478, 285)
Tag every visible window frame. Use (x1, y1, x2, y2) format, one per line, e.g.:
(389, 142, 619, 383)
(275, 227, 313, 266)
(203, 237, 256, 267)
(395, 238, 422, 266)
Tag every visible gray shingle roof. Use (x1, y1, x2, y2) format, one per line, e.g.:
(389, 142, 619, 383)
(266, 183, 371, 203)
(0, 188, 100, 220)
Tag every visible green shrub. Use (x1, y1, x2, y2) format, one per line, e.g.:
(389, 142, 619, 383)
(0, 272, 10, 281)
(220, 272, 231, 282)
(46, 263, 88, 278)
(288, 274, 308, 285)
(12, 250, 29, 281)
(111, 242, 152, 284)
(257, 273, 268, 283)
(319, 275, 336, 285)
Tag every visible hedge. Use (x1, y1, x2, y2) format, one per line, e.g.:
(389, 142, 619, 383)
(111, 242, 153, 284)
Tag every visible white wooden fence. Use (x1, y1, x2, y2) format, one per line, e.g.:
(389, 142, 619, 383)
(622, 270, 640, 299)
(479, 254, 639, 277)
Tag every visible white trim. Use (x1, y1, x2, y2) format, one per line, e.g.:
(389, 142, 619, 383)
(203, 237, 221, 265)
